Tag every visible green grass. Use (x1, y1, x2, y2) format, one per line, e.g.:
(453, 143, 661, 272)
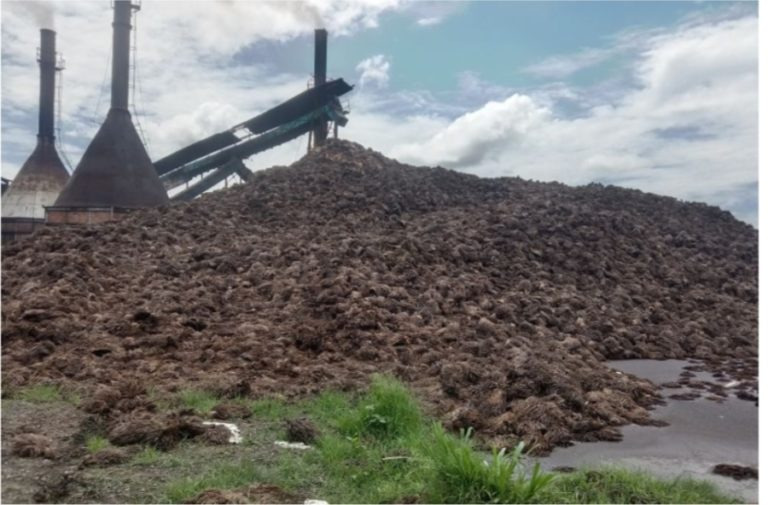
(337, 375, 425, 442)
(131, 446, 161, 466)
(540, 468, 741, 504)
(176, 389, 219, 415)
(423, 424, 554, 504)
(248, 397, 298, 421)
(85, 435, 110, 453)
(131, 446, 184, 468)
(160, 375, 740, 504)
(163, 375, 552, 504)
(13, 384, 79, 404)
(164, 462, 275, 503)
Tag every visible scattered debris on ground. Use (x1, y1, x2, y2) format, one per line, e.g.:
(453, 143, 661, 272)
(1, 140, 757, 455)
(285, 418, 318, 444)
(201, 421, 242, 444)
(107, 412, 207, 450)
(79, 447, 130, 467)
(712, 464, 758, 481)
(11, 433, 57, 459)
(274, 440, 313, 450)
(32, 470, 76, 503)
(186, 484, 300, 504)
(211, 402, 252, 421)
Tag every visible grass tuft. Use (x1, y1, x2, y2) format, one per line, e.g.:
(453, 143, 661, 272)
(132, 446, 183, 468)
(85, 435, 110, 453)
(539, 467, 741, 504)
(338, 374, 424, 442)
(248, 397, 296, 421)
(132, 446, 161, 466)
(15, 384, 63, 403)
(177, 390, 219, 415)
(423, 423, 553, 504)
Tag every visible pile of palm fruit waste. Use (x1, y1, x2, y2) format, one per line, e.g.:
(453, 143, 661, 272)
(2, 140, 757, 454)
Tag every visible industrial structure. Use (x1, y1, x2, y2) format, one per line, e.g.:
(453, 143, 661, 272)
(1, 29, 70, 243)
(155, 29, 352, 201)
(46, 0, 169, 224)
(6, 3, 351, 233)
(156, 78, 351, 201)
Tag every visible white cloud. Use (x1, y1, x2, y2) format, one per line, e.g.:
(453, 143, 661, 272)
(523, 47, 616, 79)
(355, 54, 391, 88)
(416, 17, 441, 27)
(403, 1, 466, 27)
(456, 71, 512, 104)
(394, 95, 549, 167)
(384, 15, 758, 225)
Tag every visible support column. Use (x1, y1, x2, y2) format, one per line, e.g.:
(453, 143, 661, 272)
(313, 29, 327, 147)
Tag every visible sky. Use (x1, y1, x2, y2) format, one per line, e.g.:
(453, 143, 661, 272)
(1, 0, 759, 225)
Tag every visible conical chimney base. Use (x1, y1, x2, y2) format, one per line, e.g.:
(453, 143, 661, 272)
(2, 139, 69, 220)
(52, 108, 168, 210)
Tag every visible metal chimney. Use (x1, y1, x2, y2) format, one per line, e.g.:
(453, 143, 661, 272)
(49, 0, 169, 223)
(2, 29, 70, 242)
(38, 28, 57, 141)
(111, 0, 132, 110)
(313, 29, 328, 147)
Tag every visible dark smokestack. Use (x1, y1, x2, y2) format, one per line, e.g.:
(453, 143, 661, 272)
(51, 0, 169, 212)
(38, 28, 56, 142)
(313, 29, 328, 147)
(111, 0, 133, 110)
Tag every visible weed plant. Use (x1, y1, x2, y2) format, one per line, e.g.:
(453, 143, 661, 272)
(423, 424, 553, 504)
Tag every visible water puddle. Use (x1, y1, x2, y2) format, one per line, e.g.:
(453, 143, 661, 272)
(538, 359, 758, 503)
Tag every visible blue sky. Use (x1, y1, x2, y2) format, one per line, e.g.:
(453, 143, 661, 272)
(1, 0, 759, 224)
(239, 2, 742, 94)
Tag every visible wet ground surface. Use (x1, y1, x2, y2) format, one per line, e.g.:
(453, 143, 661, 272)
(539, 359, 758, 503)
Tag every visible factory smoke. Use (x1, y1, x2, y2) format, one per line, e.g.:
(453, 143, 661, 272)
(14, 0, 55, 29)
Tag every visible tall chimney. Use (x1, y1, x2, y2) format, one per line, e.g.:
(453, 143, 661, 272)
(2, 29, 69, 239)
(111, 0, 132, 110)
(38, 29, 57, 142)
(49, 0, 169, 217)
(313, 29, 328, 147)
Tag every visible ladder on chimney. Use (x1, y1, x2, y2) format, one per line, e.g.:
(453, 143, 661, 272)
(129, 0, 150, 154)
(54, 53, 74, 172)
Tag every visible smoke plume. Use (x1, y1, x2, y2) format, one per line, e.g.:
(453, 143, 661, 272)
(15, 0, 55, 29)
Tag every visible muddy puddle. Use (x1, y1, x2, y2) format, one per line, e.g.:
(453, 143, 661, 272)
(538, 359, 758, 503)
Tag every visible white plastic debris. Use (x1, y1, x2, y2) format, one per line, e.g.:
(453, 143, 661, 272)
(202, 421, 242, 444)
(725, 380, 740, 388)
(304, 500, 328, 505)
(274, 440, 313, 450)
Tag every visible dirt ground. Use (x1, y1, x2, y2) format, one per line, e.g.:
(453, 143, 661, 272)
(1, 398, 298, 504)
(1, 140, 757, 464)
